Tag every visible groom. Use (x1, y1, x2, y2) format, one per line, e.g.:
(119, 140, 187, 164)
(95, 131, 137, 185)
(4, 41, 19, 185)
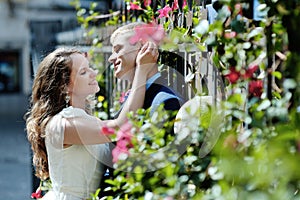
(99, 22, 185, 197)
(108, 22, 184, 117)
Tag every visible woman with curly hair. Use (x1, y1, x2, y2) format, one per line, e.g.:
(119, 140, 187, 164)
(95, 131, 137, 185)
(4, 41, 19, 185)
(25, 43, 158, 199)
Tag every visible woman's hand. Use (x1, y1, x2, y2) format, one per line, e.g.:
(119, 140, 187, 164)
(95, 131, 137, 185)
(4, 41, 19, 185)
(136, 41, 159, 74)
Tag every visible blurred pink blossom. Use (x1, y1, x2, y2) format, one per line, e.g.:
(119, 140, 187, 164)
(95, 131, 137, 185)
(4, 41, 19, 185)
(101, 126, 115, 135)
(130, 2, 143, 10)
(112, 146, 129, 163)
(116, 122, 133, 141)
(119, 91, 126, 103)
(112, 122, 134, 163)
(129, 22, 165, 45)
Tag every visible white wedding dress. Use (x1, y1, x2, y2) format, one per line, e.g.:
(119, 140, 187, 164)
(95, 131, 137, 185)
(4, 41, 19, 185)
(44, 106, 110, 200)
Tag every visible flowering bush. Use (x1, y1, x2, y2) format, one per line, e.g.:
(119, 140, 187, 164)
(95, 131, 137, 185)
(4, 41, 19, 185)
(71, 0, 300, 199)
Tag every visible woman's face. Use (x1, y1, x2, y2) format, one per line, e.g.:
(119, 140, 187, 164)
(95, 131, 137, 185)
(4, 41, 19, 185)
(68, 53, 99, 98)
(108, 32, 140, 81)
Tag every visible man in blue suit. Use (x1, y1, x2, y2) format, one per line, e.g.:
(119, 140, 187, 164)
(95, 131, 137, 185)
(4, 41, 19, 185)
(108, 22, 184, 117)
(98, 22, 185, 197)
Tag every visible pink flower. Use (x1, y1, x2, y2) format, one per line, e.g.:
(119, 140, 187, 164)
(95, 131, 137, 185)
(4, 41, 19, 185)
(224, 31, 237, 39)
(116, 122, 133, 141)
(225, 67, 240, 84)
(249, 80, 263, 97)
(130, 2, 143, 10)
(144, 0, 151, 7)
(101, 126, 115, 135)
(119, 89, 130, 103)
(158, 5, 172, 18)
(112, 122, 134, 163)
(117, 138, 133, 149)
(183, 0, 187, 7)
(129, 22, 165, 45)
(112, 146, 129, 163)
(119, 92, 126, 103)
(31, 188, 42, 199)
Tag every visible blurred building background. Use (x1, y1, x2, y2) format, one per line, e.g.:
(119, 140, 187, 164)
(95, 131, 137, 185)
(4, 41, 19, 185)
(0, 0, 119, 199)
(0, 0, 120, 119)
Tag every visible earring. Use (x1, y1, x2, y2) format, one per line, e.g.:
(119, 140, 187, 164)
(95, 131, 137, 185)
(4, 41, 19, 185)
(65, 92, 70, 107)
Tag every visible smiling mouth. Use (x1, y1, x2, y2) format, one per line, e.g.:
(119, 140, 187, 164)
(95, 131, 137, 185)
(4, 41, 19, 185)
(114, 61, 121, 69)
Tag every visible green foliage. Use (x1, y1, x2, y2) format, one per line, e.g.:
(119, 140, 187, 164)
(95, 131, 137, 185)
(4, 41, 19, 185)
(103, 104, 216, 199)
(70, 0, 110, 119)
(72, 0, 300, 199)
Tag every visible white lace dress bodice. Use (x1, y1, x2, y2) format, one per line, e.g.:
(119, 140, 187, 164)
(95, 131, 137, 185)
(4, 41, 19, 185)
(45, 106, 110, 200)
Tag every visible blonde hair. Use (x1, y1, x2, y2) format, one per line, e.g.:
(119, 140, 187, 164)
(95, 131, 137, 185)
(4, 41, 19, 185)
(25, 47, 93, 180)
(110, 22, 146, 44)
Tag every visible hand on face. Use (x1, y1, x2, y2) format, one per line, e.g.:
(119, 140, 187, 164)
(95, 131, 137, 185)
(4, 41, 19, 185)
(135, 41, 159, 75)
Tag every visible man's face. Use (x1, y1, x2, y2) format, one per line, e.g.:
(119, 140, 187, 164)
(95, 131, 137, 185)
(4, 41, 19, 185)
(108, 32, 140, 81)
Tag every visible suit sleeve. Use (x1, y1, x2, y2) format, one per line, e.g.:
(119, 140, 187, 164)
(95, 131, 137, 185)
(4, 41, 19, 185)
(163, 98, 181, 111)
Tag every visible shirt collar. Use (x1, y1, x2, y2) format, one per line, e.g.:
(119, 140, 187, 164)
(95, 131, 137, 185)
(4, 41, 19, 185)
(146, 72, 161, 90)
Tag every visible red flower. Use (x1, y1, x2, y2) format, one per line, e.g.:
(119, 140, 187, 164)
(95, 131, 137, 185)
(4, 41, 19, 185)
(31, 188, 42, 199)
(158, 5, 172, 18)
(129, 22, 165, 45)
(144, 0, 151, 7)
(249, 80, 263, 97)
(101, 126, 115, 135)
(225, 67, 240, 84)
(172, 0, 179, 11)
(172, 0, 188, 10)
(130, 2, 143, 10)
(242, 65, 258, 79)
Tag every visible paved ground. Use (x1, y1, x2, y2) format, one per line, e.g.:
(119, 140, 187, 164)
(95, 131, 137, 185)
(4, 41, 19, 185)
(0, 115, 32, 200)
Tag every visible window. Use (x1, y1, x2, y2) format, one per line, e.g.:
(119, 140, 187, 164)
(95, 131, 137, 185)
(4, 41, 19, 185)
(0, 51, 20, 93)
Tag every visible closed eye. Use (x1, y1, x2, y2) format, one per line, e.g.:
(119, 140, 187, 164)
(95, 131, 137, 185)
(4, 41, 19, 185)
(80, 69, 87, 75)
(114, 45, 122, 54)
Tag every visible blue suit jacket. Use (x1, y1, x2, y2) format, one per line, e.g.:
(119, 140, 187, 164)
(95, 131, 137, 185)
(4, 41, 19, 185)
(143, 76, 184, 114)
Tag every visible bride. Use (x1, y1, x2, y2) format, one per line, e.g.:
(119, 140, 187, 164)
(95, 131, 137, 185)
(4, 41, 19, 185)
(26, 42, 158, 199)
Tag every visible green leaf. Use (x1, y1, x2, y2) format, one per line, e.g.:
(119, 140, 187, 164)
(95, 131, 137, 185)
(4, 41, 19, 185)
(272, 71, 282, 79)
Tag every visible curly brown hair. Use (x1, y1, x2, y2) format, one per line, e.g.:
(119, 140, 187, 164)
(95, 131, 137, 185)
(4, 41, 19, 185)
(25, 48, 81, 180)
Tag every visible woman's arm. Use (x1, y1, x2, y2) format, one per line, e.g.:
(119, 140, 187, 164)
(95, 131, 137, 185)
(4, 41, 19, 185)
(63, 42, 158, 145)
(64, 115, 110, 145)
(106, 41, 158, 128)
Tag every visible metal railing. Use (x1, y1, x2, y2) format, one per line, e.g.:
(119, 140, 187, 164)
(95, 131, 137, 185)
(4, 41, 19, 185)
(89, 0, 224, 117)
